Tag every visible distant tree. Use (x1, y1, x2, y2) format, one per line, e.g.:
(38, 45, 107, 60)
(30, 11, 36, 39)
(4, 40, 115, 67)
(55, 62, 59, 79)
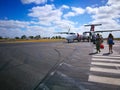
(0, 36, 3, 39)
(4, 37, 9, 40)
(51, 36, 55, 39)
(55, 36, 57, 39)
(51, 36, 65, 39)
(21, 35, 27, 39)
(15, 37, 20, 39)
(29, 36, 34, 39)
(51, 36, 56, 39)
(58, 36, 62, 39)
(35, 35, 41, 39)
(47, 37, 50, 39)
(54, 36, 62, 39)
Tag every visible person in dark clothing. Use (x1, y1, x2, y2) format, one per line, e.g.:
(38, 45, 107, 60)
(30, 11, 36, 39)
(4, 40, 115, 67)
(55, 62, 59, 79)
(95, 33, 102, 53)
(107, 33, 114, 53)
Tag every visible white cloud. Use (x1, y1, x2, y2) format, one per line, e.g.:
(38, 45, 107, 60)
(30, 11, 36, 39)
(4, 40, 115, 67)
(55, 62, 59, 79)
(54, 19, 75, 28)
(0, 20, 56, 38)
(64, 7, 85, 19)
(86, 0, 120, 27)
(72, 7, 85, 15)
(64, 12, 76, 19)
(60, 5, 70, 9)
(0, 20, 30, 38)
(85, 0, 120, 38)
(21, 0, 47, 4)
(0, 20, 29, 29)
(107, 0, 120, 5)
(28, 4, 63, 26)
(1, 0, 120, 38)
(0, 4, 78, 38)
(0, 19, 76, 38)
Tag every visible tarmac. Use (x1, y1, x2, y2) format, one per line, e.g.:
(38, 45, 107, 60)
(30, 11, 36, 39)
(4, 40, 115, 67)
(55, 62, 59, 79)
(0, 41, 120, 90)
(36, 41, 120, 90)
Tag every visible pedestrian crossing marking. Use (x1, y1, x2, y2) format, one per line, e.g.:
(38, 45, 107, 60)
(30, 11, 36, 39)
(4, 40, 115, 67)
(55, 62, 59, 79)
(91, 62, 120, 67)
(93, 54, 120, 57)
(88, 75, 120, 86)
(92, 58, 120, 62)
(92, 55, 120, 59)
(88, 45, 120, 86)
(90, 67, 120, 74)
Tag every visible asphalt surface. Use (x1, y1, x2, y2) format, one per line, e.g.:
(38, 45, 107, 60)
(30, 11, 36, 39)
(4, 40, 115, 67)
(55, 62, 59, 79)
(0, 41, 120, 90)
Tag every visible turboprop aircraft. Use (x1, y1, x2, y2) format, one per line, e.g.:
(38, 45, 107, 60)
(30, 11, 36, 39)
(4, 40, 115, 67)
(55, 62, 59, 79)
(84, 24, 120, 42)
(56, 28, 80, 43)
(56, 27, 89, 43)
(56, 24, 120, 43)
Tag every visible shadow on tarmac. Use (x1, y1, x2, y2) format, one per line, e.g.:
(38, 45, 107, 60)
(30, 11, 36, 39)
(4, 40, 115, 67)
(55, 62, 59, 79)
(89, 52, 98, 55)
(89, 52, 111, 56)
(102, 53, 111, 56)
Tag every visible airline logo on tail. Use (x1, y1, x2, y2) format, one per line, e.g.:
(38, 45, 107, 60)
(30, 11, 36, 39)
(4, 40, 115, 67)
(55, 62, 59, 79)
(85, 24, 102, 32)
(90, 25, 95, 31)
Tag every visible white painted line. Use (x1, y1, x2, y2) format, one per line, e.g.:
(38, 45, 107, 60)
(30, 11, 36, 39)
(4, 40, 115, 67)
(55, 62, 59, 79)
(88, 75, 120, 86)
(90, 67, 120, 74)
(62, 63, 73, 67)
(92, 55, 120, 59)
(92, 58, 120, 62)
(91, 62, 120, 67)
(94, 55, 120, 57)
(59, 63, 63, 66)
(50, 71, 55, 76)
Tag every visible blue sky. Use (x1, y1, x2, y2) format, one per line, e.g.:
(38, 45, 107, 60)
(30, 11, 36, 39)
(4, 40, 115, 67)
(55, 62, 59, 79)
(0, 0, 120, 38)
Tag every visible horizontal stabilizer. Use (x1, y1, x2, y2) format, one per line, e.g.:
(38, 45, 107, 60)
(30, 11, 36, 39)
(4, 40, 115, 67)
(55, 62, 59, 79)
(84, 24, 102, 26)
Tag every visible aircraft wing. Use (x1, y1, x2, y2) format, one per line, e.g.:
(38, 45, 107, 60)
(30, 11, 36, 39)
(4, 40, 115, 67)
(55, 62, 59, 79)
(55, 32, 69, 34)
(55, 32, 76, 34)
(83, 30, 120, 33)
(94, 29, 120, 33)
(83, 31, 91, 33)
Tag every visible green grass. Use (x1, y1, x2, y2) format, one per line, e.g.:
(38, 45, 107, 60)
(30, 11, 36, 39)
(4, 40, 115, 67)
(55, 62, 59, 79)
(0, 39, 66, 43)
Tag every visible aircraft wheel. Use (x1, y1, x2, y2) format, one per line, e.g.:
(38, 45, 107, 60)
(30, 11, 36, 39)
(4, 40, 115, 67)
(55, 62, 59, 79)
(67, 40, 70, 43)
(67, 39, 74, 43)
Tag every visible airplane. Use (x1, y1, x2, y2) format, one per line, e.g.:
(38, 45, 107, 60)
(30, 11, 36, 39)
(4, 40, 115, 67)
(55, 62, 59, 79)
(55, 24, 120, 43)
(55, 27, 89, 43)
(83, 24, 120, 42)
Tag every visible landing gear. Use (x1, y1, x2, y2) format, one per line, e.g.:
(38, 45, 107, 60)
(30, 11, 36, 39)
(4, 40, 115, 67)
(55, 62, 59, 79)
(67, 39, 74, 43)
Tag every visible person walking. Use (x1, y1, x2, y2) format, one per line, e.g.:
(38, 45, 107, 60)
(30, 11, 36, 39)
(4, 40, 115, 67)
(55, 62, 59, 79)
(95, 33, 101, 53)
(107, 33, 114, 53)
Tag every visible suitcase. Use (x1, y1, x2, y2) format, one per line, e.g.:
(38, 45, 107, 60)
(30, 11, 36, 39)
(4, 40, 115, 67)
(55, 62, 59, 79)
(100, 44, 104, 49)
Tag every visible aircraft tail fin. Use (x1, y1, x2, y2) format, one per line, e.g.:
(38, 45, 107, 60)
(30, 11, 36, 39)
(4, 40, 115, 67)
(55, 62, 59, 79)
(90, 25, 94, 31)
